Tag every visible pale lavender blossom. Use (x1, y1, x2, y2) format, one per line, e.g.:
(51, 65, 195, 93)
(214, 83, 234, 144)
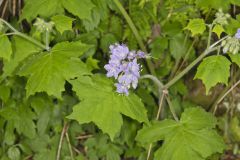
(104, 43, 146, 95)
(127, 59, 140, 77)
(128, 51, 136, 60)
(110, 44, 129, 60)
(104, 64, 121, 79)
(136, 51, 146, 58)
(235, 29, 240, 39)
(115, 83, 129, 95)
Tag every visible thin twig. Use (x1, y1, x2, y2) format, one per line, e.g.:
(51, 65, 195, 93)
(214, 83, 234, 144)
(1, 0, 8, 18)
(73, 147, 81, 154)
(56, 123, 69, 160)
(66, 132, 74, 160)
(13, 0, 16, 16)
(146, 89, 167, 160)
(146, 144, 153, 160)
(165, 95, 179, 121)
(76, 134, 93, 140)
(213, 79, 240, 114)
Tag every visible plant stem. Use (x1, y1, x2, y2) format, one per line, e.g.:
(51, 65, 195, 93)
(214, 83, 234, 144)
(66, 132, 74, 160)
(141, 74, 165, 160)
(56, 123, 69, 160)
(140, 74, 164, 89)
(146, 144, 153, 160)
(164, 49, 209, 89)
(15, 32, 46, 50)
(156, 92, 166, 120)
(164, 35, 227, 89)
(178, 38, 197, 71)
(213, 79, 240, 114)
(146, 91, 166, 160)
(165, 95, 179, 121)
(45, 30, 50, 51)
(207, 24, 213, 48)
(0, 18, 46, 50)
(113, 0, 156, 76)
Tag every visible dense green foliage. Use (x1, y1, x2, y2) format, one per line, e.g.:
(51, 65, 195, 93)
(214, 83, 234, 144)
(0, 0, 240, 160)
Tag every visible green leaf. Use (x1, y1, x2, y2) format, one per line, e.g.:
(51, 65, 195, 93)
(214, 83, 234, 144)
(62, 0, 95, 20)
(3, 36, 42, 76)
(21, 0, 64, 21)
(225, 17, 240, 36)
(7, 146, 20, 160)
(82, 9, 101, 31)
(212, 24, 225, 38)
(229, 54, 240, 67)
(51, 15, 74, 34)
(231, 0, 240, 6)
(170, 33, 194, 60)
(0, 85, 10, 103)
(129, 1, 152, 39)
(150, 37, 168, 59)
(136, 108, 225, 160)
(4, 121, 16, 145)
(18, 41, 91, 99)
(100, 33, 117, 53)
(0, 35, 12, 61)
(68, 75, 148, 140)
(194, 55, 231, 94)
(185, 18, 206, 36)
(86, 57, 99, 71)
(0, 105, 36, 138)
(195, 0, 230, 10)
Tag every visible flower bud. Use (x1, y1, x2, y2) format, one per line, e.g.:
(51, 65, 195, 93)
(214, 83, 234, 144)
(33, 18, 54, 32)
(233, 46, 239, 54)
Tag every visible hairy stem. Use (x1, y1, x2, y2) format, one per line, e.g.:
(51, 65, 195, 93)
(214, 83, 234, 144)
(164, 35, 227, 89)
(113, 0, 156, 76)
(164, 49, 210, 89)
(140, 74, 164, 89)
(0, 18, 46, 50)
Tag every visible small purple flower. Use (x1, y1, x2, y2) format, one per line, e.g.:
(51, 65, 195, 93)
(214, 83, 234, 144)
(104, 64, 121, 79)
(115, 83, 129, 95)
(235, 29, 240, 39)
(128, 51, 136, 60)
(127, 59, 140, 77)
(110, 44, 129, 60)
(109, 55, 121, 66)
(105, 43, 146, 95)
(118, 73, 138, 86)
(136, 51, 146, 58)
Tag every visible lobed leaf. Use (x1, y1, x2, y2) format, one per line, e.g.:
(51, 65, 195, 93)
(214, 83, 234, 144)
(194, 55, 231, 94)
(68, 75, 149, 140)
(136, 107, 225, 160)
(18, 41, 91, 99)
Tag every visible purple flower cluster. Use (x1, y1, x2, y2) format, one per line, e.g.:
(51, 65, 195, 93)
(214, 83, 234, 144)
(104, 43, 145, 95)
(235, 28, 240, 39)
